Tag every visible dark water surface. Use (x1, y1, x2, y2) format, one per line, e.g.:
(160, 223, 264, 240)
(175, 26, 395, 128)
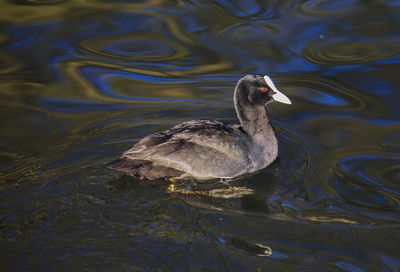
(1, 0, 400, 271)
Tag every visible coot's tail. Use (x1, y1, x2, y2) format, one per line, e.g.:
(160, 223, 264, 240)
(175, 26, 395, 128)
(106, 157, 184, 180)
(107, 157, 141, 171)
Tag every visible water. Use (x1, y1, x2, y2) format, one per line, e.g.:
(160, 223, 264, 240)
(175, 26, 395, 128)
(1, 0, 400, 270)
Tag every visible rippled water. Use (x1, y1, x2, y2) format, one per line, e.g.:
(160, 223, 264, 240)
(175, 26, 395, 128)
(1, 0, 400, 270)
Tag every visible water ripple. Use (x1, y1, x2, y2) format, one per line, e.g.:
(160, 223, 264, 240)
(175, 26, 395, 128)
(210, 0, 277, 21)
(79, 34, 187, 62)
(337, 154, 400, 212)
(297, 0, 366, 16)
(8, 0, 67, 5)
(69, 11, 237, 78)
(303, 40, 400, 66)
(218, 23, 281, 45)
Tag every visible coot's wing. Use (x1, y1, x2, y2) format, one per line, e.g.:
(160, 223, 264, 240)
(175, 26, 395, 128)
(122, 120, 251, 179)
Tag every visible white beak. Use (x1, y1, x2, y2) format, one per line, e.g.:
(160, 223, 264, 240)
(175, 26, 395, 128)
(264, 75, 292, 105)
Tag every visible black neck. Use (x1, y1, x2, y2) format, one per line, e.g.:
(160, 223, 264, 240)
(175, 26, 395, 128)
(234, 86, 272, 137)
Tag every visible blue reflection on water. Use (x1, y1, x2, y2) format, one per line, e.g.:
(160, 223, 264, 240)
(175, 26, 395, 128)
(370, 119, 400, 125)
(336, 261, 364, 272)
(352, 77, 393, 96)
(216, 0, 260, 17)
(102, 37, 175, 58)
(217, 237, 226, 244)
(320, 65, 377, 75)
(5, 23, 53, 50)
(379, 254, 400, 271)
(38, 97, 130, 113)
(287, 23, 328, 52)
(0, 163, 10, 170)
(179, 15, 208, 32)
(80, 66, 201, 102)
(339, 154, 400, 195)
(81, 66, 184, 84)
(306, 91, 347, 106)
(345, 76, 400, 118)
(6, 30, 42, 50)
(334, 175, 390, 207)
(106, 12, 153, 32)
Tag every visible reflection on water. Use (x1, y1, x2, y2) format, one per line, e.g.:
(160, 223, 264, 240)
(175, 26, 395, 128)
(1, 0, 400, 270)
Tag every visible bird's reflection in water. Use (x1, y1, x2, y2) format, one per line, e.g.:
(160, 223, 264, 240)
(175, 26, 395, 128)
(107, 159, 279, 216)
(165, 159, 280, 216)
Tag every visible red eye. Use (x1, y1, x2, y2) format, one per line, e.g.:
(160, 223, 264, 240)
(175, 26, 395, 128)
(261, 87, 267, 92)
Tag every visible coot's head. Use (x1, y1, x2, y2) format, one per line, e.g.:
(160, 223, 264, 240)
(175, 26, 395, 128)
(235, 74, 291, 106)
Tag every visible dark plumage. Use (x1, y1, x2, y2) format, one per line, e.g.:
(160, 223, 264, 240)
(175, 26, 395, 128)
(107, 75, 291, 180)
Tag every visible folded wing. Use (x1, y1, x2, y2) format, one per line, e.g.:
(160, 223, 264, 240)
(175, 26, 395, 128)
(122, 120, 251, 179)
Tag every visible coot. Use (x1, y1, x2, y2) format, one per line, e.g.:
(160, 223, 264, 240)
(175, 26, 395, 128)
(107, 75, 291, 180)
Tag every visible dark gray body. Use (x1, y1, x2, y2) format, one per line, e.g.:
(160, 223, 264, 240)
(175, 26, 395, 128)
(107, 75, 280, 180)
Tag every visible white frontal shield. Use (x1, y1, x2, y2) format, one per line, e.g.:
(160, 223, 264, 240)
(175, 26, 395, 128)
(264, 75, 292, 105)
